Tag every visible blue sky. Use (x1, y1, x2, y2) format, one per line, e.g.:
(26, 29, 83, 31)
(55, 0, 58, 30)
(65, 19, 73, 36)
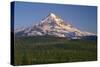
(14, 1, 97, 34)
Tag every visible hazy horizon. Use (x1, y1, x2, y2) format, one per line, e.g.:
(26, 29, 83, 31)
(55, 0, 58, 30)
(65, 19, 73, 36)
(14, 1, 97, 34)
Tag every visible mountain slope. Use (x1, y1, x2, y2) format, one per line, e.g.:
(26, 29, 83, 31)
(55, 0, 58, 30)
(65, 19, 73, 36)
(15, 13, 96, 39)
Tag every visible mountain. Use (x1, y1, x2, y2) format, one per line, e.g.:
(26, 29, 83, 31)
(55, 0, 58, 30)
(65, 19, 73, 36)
(15, 13, 96, 39)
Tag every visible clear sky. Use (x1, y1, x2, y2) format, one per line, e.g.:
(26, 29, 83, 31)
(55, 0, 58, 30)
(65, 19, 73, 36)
(14, 1, 97, 34)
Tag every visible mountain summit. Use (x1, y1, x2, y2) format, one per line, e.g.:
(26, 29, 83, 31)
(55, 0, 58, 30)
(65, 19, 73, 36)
(15, 13, 95, 39)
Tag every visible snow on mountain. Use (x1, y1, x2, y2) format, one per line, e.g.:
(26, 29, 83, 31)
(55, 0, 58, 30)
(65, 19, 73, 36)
(15, 13, 96, 39)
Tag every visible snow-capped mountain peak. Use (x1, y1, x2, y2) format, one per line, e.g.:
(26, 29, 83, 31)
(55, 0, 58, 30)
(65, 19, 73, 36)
(15, 13, 96, 39)
(49, 13, 56, 18)
(41, 12, 63, 24)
